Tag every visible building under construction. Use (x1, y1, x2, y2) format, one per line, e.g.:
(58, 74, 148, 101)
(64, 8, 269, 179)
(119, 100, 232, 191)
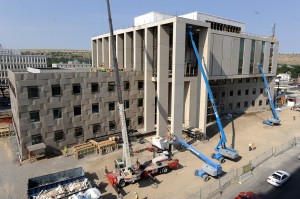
(91, 11, 279, 139)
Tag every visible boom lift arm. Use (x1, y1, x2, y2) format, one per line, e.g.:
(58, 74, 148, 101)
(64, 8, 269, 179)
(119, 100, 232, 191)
(170, 135, 222, 181)
(188, 27, 239, 162)
(257, 64, 280, 125)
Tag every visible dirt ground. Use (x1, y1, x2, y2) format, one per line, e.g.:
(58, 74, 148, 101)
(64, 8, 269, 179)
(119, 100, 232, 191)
(0, 106, 300, 199)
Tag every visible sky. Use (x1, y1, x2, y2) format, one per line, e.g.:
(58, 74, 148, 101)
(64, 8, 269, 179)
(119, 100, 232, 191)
(0, 0, 299, 53)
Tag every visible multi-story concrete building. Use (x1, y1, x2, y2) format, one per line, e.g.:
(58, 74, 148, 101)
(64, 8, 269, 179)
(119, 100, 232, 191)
(8, 67, 144, 159)
(0, 44, 47, 85)
(52, 60, 92, 68)
(8, 11, 279, 159)
(91, 11, 279, 139)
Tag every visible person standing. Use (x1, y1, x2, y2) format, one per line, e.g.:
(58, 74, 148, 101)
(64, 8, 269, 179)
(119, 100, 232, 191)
(134, 192, 139, 199)
(248, 141, 252, 151)
(64, 146, 69, 157)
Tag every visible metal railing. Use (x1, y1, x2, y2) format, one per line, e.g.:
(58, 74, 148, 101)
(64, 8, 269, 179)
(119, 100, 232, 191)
(190, 137, 299, 199)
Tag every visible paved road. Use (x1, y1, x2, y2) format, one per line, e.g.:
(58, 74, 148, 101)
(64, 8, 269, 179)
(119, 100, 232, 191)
(221, 146, 300, 199)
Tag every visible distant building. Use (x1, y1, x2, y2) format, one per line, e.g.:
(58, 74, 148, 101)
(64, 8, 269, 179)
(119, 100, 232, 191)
(52, 60, 92, 68)
(276, 73, 291, 83)
(0, 44, 47, 85)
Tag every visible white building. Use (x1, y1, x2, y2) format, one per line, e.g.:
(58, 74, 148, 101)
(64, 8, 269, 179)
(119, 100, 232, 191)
(276, 73, 290, 83)
(92, 11, 279, 139)
(0, 44, 47, 85)
(52, 60, 92, 68)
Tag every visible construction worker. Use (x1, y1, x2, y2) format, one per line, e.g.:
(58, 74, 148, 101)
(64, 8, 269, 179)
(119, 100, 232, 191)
(134, 192, 139, 199)
(248, 141, 252, 151)
(64, 146, 69, 157)
(251, 142, 256, 150)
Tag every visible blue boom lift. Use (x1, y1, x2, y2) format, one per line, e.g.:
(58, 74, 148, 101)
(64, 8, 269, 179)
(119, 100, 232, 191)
(257, 63, 281, 126)
(170, 135, 222, 181)
(188, 27, 239, 163)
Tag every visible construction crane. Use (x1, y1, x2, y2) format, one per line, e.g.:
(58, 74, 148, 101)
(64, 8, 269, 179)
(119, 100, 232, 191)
(105, 0, 142, 187)
(104, 0, 179, 188)
(170, 135, 222, 181)
(188, 27, 239, 163)
(257, 63, 281, 126)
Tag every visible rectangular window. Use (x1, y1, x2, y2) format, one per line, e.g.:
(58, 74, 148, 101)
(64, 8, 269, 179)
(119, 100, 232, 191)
(230, 90, 233, 96)
(259, 100, 262, 106)
(29, 111, 40, 122)
(73, 84, 81, 95)
(91, 83, 99, 93)
(245, 89, 249, 95)
(253, 77, 258, 83)
(126, 118, 130, 127)
(253, 88, 256, 94)
(267, 77, 272, 83)
(260, 88, 264, 94)
(93, 124, 101, 134)
(54, 130, 64, 142)
(138, 116, 144, 125)
(250, 40, 256, 74)
(238, 78, 242, 83)
(244, 101, 248, 108)
(109, 121, 116, 131)
(74, 106, 81, 116)
(269, 42, 274, 73)
(108, 102, 115, 111)
(221, 92, 225, 97)
(138, 81, 144, 90)
(236, 102, 241, 109)
(229, 103, 233, 110)
(266, 99, 269, 105)
(28, 86, 39, 98)
(92, 103, 99, 113)
(237, 90, 241, 96)
(108, 82, 115, 92)
(260, 41, 265, 65)
(53, 108, 62, 119)
(32, 134, 42, 145)
(124, 100, 129, 109)
(137, 98, 143, 107)
(124, 81, 130, 91)
(75, 127, 83, 137)
(246, 78, 250, 83)
(52, 85, 61, 96)
(238, 38, 244, 75)
(252, 100, 255, 106)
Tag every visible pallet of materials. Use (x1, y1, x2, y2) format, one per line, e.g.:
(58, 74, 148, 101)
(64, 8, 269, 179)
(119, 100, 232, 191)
(0, 127, 11, 138)
(89, 139, 118, 155)
(73, 143, 96, 159)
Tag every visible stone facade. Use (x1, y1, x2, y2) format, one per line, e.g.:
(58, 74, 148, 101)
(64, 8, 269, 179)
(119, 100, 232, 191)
(8, 68, 144, 159)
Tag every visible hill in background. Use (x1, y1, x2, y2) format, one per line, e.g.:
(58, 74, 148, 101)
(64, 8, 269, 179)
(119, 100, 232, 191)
(20, 49, 91, 67)
(278, 54, 300, 66)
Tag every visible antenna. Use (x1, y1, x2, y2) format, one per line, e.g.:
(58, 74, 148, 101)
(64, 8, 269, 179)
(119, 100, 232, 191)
(272, 23, 276, 40)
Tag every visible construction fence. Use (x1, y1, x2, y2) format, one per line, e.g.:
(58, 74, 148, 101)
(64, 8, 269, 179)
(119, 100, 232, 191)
(187, 136, 300, 199)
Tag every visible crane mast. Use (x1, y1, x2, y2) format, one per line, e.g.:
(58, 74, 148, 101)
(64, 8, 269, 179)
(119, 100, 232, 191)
(106, 0, 131, 169)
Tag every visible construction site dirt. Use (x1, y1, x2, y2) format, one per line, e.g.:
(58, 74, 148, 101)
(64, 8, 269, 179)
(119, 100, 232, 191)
(0, 107, 300, 199)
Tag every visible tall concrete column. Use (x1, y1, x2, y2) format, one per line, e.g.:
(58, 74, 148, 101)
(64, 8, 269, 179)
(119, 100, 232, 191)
(92, 40, 97, 67)
(171, 21, 185, 138)
(134, 30, 142, 71)
(103, 37, 109, 68)
(124, 32, 133, 71)
(144, 28, 156, 132)
(184, 80, 197, 127)
(263, 42, 271, 73)
(198, 28, 210, 134)
(116, 34, 124, 69)
(157, 25, 169, 138)
(109, 36, 113, 69)
(97, 38, 103, 67)
(271, 42, 279, 74)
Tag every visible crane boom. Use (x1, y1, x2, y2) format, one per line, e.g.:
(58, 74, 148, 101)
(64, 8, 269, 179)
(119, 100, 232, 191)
(188, 27, 238, 161)
(106, 0, 131, 169)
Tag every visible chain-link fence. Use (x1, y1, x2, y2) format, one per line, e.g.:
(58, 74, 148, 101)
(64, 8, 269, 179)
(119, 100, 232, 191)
(189, 136, 300, 199)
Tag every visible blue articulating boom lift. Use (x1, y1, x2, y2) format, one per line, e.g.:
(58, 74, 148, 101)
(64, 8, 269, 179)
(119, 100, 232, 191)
(170, 135, 222, 182)
(188, 27, 239, 163)
(257, 63, 281, 126)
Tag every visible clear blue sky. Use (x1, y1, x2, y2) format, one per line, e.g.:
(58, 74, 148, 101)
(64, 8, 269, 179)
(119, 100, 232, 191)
(0, 0, 299, 53)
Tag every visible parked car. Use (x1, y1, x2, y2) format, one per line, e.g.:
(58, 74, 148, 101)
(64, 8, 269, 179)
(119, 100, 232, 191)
(267, 170, 290, 187)
(234, 192, 261, 199)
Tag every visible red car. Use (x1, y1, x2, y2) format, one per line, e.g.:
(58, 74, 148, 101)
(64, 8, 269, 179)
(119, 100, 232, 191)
(234, 192, 261, 199)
